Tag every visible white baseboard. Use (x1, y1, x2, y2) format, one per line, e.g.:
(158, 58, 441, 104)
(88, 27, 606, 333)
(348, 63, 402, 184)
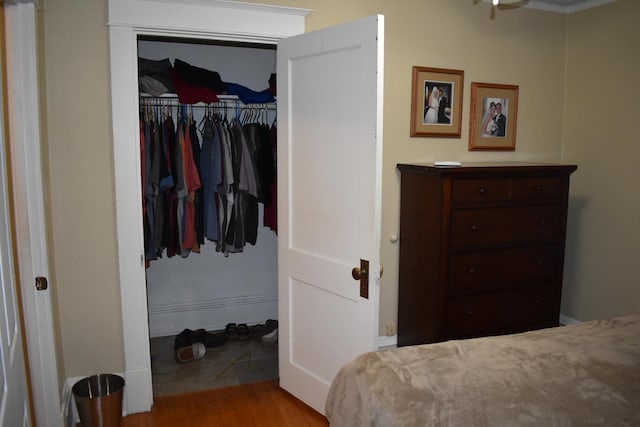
(377, 334, 397, 349)
(559, 313, 581, 326)
(148, 293, 277, 337)
(63, 376, 85, 427)
(61, 378, 76, 427)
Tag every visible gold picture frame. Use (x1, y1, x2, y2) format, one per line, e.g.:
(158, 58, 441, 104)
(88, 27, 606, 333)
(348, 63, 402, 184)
(410, 66, 464, 137)
(468, 82, 519, 150)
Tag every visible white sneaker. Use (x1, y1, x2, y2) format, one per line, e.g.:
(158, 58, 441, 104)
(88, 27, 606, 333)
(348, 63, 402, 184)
(261, 328, 278, 343)
(176, 342, 206, 363)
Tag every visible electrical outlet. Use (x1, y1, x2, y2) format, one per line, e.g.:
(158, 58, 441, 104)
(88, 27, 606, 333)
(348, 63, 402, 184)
(385, 321, 395, 336)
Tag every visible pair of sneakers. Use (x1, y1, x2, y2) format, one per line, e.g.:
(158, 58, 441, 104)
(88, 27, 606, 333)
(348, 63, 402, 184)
(225, 319, 278, 341)
(225, 323, 253, 341)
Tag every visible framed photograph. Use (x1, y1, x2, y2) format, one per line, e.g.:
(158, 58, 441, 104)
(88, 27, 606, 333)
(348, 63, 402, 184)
(410, 66, 464, 137)
(468, 82, 519, 150)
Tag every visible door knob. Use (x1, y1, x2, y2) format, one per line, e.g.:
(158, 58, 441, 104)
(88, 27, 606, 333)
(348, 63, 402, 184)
(352, 266, 366, 280)
(352, 259, 369, 299)
(354, 263, 383, 279)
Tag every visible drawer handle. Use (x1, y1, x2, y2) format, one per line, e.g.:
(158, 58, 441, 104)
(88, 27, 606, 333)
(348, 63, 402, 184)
(478, 187, 486, 194)
(466, 309, 473, 316)
(536, 260, 544, 266)
(535, 185, 542, 192)
(471, 225, 478, 232)
(468, 267, 476, 274)
(538, 219, 546, 226)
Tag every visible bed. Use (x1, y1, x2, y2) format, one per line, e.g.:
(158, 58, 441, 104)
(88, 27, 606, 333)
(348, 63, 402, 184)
(326, 315, 640, 426)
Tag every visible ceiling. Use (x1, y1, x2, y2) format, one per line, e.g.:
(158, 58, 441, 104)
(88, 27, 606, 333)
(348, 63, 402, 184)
(486, 0, 618, 13)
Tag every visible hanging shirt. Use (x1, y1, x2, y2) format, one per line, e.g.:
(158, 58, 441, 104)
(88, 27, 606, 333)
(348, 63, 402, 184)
(200, 116, 222, 242)
(263, 122, 278, 233)
(179, 117, 202, 257)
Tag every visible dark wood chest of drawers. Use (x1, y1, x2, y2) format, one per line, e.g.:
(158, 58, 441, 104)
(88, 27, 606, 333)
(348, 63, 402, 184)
(397, 163, 577, 346)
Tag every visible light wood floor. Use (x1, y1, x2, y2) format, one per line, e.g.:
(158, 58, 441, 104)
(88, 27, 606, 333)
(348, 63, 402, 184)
(122, 380, 329, 427)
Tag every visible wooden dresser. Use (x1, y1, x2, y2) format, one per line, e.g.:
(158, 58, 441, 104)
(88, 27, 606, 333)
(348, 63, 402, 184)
(397, 162, 577, 347)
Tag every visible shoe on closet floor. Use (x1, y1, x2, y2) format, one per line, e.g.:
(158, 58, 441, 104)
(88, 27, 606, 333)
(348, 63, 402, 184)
(174, 328, 195, 349)
(237, 323, 253, 341)
(203, 331, 227, 348)
(261, 328, 278, 343)
(225, 323, 239, 340)
(175, 342, 206, 363)
(174, 328, 206, 349)
(250, 323, 266, 340)
(265, 319, 278, 334)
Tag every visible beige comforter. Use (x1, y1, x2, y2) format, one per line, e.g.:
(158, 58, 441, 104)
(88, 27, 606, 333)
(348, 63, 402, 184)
(326, 315, 640, 426)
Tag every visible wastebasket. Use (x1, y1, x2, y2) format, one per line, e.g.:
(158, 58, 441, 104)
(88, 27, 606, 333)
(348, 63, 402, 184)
(72, 374, 125, 427)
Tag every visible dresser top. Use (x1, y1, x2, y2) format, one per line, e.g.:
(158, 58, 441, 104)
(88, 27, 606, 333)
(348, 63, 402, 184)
(397, 162, 578, 176)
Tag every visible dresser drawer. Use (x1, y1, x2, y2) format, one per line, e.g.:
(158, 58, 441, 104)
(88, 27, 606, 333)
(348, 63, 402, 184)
(510, 177, 563, 203)
(449, 245, 558, 295)
(446, 286, 555, 338)
(452, 176, 564, 205)
(450, 206, 562, 248)
(452, 178, 510, 204)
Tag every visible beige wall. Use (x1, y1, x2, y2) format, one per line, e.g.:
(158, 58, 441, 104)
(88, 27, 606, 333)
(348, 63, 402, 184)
(36, 6, 67, 393)
(42, 0, 123, 376)
(562, 0, 640, 320)
(40, 0, 637, 380)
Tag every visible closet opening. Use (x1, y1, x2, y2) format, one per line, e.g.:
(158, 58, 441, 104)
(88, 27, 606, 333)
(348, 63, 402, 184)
(137, 35, 280, 397)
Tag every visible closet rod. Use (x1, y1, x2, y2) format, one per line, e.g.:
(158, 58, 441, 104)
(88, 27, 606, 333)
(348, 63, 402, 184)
(139, 93, 277, 109)
(140, 103, 277, 111)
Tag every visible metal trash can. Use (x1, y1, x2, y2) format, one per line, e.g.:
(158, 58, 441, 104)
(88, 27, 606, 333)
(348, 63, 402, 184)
(72, 374, 125, 427)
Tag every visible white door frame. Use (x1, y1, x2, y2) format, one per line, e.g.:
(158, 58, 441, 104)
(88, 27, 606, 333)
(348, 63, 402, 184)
(4, 1, 63, 426)
(107, 0, 310, 414)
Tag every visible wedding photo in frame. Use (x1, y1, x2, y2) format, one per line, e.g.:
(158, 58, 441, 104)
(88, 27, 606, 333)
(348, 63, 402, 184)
(468, 82, 519, 150)
(410, 66, 464, 137)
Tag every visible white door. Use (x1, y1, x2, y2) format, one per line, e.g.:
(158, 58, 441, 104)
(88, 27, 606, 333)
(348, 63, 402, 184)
(3, 2, 62, 425)
(277, 15, 384, 414)
(0, 28, 31, 424)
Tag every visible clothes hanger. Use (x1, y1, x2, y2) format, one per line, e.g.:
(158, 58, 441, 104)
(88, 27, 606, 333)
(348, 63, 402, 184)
(234, 101, 242, 122)
(198, 104, 209, 132)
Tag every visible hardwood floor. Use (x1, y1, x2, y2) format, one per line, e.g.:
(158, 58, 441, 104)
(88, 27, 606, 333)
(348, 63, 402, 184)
(122, 380, 329, 427)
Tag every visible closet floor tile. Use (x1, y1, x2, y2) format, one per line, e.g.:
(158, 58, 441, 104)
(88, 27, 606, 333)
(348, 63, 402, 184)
(150, 333, 279, 397)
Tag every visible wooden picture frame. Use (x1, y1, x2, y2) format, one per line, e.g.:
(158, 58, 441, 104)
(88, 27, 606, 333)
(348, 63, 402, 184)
(410, 66, 464, 137)
(468, 82, 519, 150)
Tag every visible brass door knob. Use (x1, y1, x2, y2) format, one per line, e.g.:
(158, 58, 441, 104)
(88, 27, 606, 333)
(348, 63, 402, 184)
(352, 267, 366, 280)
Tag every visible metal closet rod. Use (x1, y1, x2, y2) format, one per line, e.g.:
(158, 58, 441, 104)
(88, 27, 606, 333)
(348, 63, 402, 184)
(139, 93, 277, 110)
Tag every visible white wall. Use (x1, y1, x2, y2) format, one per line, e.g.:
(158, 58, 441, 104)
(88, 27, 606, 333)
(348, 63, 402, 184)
(138, 40, 279, 337)
(145, 218, 278, 337)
